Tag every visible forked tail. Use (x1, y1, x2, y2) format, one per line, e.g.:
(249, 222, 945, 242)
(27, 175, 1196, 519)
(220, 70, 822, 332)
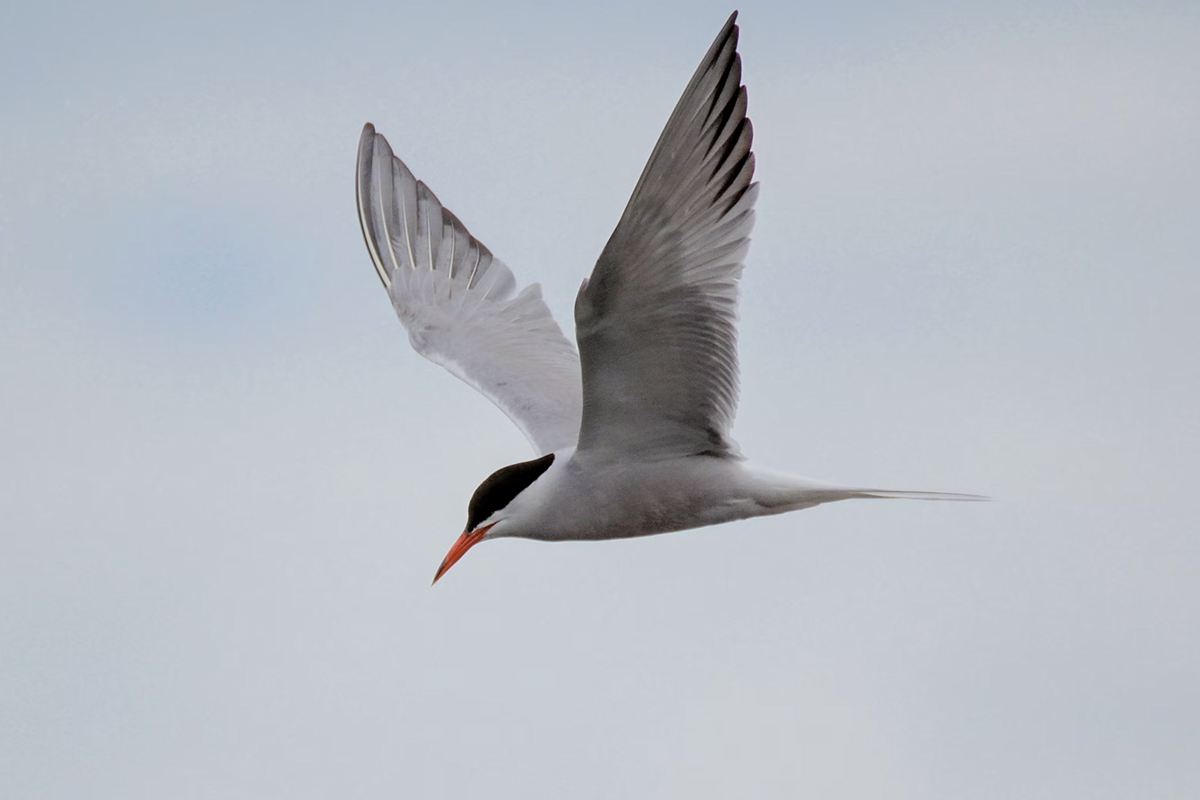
(846, 489, 989, 502)
(740, 465, 989, 515)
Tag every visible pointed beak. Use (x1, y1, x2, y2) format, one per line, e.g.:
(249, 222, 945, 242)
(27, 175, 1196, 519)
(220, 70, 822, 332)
(432, 523, 494, 585)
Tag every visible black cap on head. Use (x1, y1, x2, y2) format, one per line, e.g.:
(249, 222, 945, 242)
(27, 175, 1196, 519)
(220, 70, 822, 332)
(466, 453, 555, 532)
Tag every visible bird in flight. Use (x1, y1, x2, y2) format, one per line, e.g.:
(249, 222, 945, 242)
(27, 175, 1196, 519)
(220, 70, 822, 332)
(355, 12, 983, 584)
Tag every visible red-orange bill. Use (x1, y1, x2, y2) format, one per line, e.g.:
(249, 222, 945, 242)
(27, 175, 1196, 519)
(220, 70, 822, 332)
(432, 524, 493, 585)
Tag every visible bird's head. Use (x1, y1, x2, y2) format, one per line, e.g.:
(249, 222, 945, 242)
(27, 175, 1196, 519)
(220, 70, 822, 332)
(432, 452, 557, 584)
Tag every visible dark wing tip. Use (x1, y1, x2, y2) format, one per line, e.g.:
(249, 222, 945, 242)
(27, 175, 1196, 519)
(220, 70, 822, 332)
(356, 125, 376, 184)
(355, 122, 392, 289)
(704, 12, 740, 70)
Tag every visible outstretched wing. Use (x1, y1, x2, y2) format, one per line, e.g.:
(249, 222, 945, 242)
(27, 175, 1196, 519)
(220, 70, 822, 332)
(574, 13, 757, 459)
(356, 124, 582, 455)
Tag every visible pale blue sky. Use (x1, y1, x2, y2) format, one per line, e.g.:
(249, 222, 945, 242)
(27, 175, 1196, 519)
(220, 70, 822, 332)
(2, 1, 1198, 798)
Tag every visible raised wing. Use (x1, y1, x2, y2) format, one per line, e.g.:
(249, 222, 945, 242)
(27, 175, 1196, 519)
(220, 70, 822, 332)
(356, 124, 583, 455)
(574, 13, 757, 459)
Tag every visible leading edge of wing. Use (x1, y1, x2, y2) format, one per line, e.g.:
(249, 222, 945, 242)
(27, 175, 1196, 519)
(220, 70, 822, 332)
(574, 13, 758, 459)
(356, 124, 583, 455)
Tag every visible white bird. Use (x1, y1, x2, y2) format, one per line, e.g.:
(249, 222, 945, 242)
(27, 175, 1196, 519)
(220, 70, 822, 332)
(355, 12, 984, 584)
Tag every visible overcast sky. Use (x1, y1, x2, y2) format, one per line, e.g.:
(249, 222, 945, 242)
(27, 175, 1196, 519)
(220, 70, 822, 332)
(2, 1, 1198, 798)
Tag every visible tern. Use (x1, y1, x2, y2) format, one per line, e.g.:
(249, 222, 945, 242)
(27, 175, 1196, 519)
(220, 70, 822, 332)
(355, 12, 983, 584)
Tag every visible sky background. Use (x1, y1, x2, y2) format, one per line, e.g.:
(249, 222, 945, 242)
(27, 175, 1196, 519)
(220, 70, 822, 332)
(2, 1, 1198, 797)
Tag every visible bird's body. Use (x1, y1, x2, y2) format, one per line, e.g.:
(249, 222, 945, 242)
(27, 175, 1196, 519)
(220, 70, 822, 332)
(355, 12, 983, 582)
(479, 448, 806, 543)
(487, 443, 974, 544)
(486, 448, 970, 543)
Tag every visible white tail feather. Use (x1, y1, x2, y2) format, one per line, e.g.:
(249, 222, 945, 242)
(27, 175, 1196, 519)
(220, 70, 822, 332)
(848, 489, 989, 502)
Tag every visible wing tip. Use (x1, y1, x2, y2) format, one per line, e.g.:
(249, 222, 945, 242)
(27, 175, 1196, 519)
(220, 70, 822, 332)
(707, 12, 740, 68)
(355, 121, 394, 290)
(358, 123, 380, 168)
